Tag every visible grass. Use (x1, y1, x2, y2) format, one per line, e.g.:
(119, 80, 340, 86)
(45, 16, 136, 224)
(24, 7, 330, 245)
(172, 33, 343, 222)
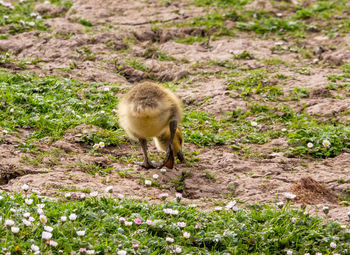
(0, 71, 122, 142)
(0, 0, 349, 253)
(0, 70, 348, 159)
(182, 103, 350, 158)
(0, 190, 349, 254)
(287, 124, 350, 158)
(143, 47, 176, 61)
(128, 59, 148, 72)
(0, 0, 46, 35)
(0, 0, 72, 36)
(168, 0, 350, 44)
(79, 18, 92, 27)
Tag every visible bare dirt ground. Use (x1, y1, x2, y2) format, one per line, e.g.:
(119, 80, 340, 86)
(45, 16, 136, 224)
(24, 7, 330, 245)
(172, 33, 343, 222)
(0, 0, 349, 223)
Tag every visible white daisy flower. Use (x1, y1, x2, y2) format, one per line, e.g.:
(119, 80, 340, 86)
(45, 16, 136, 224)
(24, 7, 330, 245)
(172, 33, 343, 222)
(90, 191, 98, 197)
(42, 231, 52, 240)
(39, 215, 47, 224)
(166, 237, 174, 243)
(283, 192, 296, 200)
(124, 221, 132, 226)
(69, 214, 77, 221)
(5, 219, 15, 227)
(25, 198, 33, 205)
(44, 226, 53, 232)
(23, 219, 31, 226)
(174, 246, 182, 253)
(37, 204, 45, 209)
(48, 240, 58, 247)
(11, 226, 19, 233)
(76, 230, 86, 236)
(170, 209, 179, 215)
(21, 184, 29, 191)
(31, 244, 39, 252)
(183, 232, 190, 239)
(177, 222, 186, 228)
(159, 193, 168, 200)
(276, 201, 284, 208)
(250, 121, 258, 127)
(175, 193, 182, 202)
(105, 186, 113, 193)
(322, 139, 331, 147)
(225, 201, 236, 210)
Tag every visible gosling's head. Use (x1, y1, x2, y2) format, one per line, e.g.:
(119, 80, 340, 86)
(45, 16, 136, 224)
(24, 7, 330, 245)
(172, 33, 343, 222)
(173, 128, 184, 162)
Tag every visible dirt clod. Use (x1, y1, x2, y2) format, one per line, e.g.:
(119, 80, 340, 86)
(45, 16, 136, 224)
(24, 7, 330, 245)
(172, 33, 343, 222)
(34, 2, 66, 16)
(290, 177, 338, 204)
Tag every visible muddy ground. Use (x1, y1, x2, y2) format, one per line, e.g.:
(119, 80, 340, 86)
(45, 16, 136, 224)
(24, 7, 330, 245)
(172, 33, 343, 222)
(0, 0, 349, 223)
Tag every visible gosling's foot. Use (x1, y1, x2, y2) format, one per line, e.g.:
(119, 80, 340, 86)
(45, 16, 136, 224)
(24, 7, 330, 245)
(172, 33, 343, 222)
(136, 160, 158, 169)
(156, 153, 175, 169)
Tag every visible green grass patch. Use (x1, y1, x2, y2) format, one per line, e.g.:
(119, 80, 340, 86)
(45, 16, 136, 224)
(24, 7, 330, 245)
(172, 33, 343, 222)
(173, 0, 350, 41)
(0, 71, 121, 141)
(287, 124, 350, 158)
(0, 0, 46, 34)
(143, 47, 176, 62)
(183, 103, 350, 158)
(0, 0, 73, 35)
(182, 109, 278, 146)
(0, 71, 348, 158)
(128, 59, 148, 72)
(174, 35, 209, 45)
(0, 191, 349, 254)
(226, 69, 283, 100)
(79, 18, 92, 27)
(233, 50, 254, 60)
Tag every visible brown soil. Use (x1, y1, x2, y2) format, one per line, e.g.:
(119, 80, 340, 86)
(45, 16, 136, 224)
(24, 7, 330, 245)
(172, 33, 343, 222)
(291, 177, 338, 204)
(0, 0, 349, 223)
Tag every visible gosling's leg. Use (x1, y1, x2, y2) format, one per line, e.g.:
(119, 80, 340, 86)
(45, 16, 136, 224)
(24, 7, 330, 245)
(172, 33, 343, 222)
(138, 138, 156, 169)
(159, 120, 177, 169)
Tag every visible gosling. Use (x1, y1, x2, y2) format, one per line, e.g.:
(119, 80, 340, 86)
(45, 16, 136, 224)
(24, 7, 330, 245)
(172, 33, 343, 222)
(117, 81, 184, 169)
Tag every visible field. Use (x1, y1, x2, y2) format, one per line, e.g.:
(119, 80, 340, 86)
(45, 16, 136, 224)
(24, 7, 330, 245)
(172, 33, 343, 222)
(0, 0, 350, 254)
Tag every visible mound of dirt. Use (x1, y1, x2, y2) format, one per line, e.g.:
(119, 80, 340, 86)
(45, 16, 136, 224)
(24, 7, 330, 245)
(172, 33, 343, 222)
(34, 2, 67, 17)
(290, 177, 338, 204)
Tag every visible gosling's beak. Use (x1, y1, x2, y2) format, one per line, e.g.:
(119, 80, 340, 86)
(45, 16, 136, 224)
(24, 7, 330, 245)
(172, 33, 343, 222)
(177, 150, 184, 162)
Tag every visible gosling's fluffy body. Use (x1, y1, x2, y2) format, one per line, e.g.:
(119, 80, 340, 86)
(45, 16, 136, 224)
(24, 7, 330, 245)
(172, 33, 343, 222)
(118, 82, 183, 168)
